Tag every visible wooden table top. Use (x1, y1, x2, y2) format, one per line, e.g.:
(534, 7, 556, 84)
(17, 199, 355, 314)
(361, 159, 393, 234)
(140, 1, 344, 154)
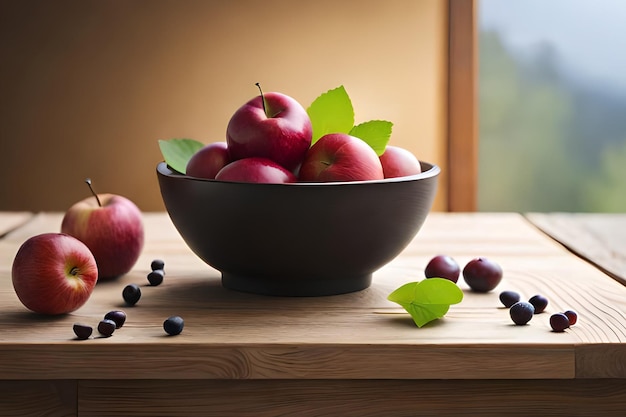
(527, 212, 626, 286)
(1, 211, 625, 381)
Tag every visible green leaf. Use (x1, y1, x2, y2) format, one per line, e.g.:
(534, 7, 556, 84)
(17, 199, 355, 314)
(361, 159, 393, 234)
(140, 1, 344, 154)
(405, 303, 451, 328)
(387, 278, 464, 328)
(349, 120, 393, 156)
(306, 85, 355, 144)
(158, 138, 205, 174)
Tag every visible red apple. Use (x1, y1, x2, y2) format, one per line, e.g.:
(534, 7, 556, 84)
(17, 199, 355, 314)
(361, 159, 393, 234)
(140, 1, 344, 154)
(379, 145, 422, 178)
(12, 233, 98, 315)
(226, 85, 312, 172)
(186, 141, 231, 179)
(298, 133, 384, 182)
(61, 180, 144, 280)
(215, 157, 296, 183)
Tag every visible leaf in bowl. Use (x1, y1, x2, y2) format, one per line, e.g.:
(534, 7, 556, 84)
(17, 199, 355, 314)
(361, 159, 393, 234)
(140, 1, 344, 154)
(306, 85, 355, 144)
(158, 138, 204, 174)
(349, 120, 393, 156)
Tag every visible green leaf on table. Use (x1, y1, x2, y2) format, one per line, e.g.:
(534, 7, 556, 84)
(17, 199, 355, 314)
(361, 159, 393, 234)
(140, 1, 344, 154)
(349, 120, 393, 156)
(306, 85, 355, 144)
(158, 138, 205, 174)
(387, 278, 464, 328)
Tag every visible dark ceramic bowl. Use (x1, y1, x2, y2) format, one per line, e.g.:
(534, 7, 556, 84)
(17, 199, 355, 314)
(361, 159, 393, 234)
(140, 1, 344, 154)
(156, 161, 440, 296)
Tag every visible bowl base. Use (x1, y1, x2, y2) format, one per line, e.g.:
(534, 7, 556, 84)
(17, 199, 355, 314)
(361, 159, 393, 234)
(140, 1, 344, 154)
(221, 273, 372, 297)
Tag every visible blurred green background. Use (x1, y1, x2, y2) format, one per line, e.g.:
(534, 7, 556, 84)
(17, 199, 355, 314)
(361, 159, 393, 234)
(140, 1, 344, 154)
(479, 0, 626, 212)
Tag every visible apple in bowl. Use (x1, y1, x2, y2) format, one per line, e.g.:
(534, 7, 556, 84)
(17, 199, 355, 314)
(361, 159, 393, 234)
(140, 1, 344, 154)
(379, 145, 422, 178)
(215, 157, 297, 183)
(186, 141, 231, 179)
(298, 133, 384, 182)
(226, 84, 312, 172)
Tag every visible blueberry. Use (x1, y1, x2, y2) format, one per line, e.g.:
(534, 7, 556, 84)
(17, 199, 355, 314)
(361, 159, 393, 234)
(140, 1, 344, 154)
(122, 284, 141, 306)
(550, 313, 570, 332)
(151, 259, 165, 271)
(528, 294, 549, 314)
(499, 290, 521, 308)
(73, 323, 93, 340)
(97, 319, 117, 337)
(510, 301, 535, 325)
(104, 310, 127, 328)
(163, 316, 184, 336)
(563, 310, 578, 326)
(147, 270, 164, 286)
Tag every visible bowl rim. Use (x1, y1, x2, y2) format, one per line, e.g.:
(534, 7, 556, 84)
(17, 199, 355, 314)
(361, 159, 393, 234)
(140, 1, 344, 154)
(156, 161, 440, 186)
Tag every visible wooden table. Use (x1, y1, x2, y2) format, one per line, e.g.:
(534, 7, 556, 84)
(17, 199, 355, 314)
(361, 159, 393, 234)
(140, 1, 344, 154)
(1, 212, 626, 416)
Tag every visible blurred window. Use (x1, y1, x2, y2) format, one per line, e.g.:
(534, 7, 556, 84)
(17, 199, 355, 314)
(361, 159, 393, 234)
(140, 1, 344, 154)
(478, 0, 626, 212)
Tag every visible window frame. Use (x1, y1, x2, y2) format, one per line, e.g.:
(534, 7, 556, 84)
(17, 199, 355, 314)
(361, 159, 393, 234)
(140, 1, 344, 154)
(447, 0, 477, 211)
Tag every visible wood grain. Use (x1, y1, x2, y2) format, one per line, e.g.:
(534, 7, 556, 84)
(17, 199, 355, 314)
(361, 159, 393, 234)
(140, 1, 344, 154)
(0, 380, 76, 417)
(0, 211, 32, 237)
(77, 379, 626, 417)
(1, 212, 626, 384)
(527, 212, 626, 286)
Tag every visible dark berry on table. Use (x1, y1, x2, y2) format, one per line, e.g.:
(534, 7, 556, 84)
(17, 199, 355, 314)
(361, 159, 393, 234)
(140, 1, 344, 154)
(104, 310, 127, 329)
(151, 259, 165, 271)
(499, 290, 521, 308)
(73, 323, 93, 340)
(122, 284, 141, 306)
(550, 313, 570, 332)
(424, 255, 461, 283)
(563, 310, 578, 326)
(528, 294, 549, 314)
(462, 257, 503, 292)
(147, 270, 164, 286)
(163, 316, 184, 336)
(97, 319, 117, 337)
(510, 301, 535, 325)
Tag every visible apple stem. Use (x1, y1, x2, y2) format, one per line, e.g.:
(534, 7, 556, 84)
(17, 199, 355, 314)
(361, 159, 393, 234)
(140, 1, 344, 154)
(85, 178, 102, 207)
(255, 82, 269, 118)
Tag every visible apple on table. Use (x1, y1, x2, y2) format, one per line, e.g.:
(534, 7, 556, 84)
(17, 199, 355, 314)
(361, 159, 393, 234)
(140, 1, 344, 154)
(12, 233, 98, 315)
(61, 179, 144, 280)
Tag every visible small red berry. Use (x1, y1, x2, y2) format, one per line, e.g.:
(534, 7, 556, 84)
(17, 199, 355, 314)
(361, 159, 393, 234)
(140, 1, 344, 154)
(563, 310, 578, 326)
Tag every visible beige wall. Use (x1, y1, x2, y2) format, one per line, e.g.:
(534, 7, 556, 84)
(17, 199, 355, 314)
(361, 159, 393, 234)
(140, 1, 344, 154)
(0, 0, 448, 212)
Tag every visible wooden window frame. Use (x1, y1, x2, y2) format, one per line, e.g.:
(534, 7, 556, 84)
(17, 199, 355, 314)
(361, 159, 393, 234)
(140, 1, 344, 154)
(447, 0, 477, 211)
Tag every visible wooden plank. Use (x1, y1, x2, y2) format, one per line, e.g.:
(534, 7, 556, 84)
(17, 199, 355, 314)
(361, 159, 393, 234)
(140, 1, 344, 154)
(447, 0, 477, 211)
(526, 213, 626, 286)
(0, 213, 625, 380)
(77, 379, 626, 417)
(0, 380, 76, 417)
(0, 212, 32, 238)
